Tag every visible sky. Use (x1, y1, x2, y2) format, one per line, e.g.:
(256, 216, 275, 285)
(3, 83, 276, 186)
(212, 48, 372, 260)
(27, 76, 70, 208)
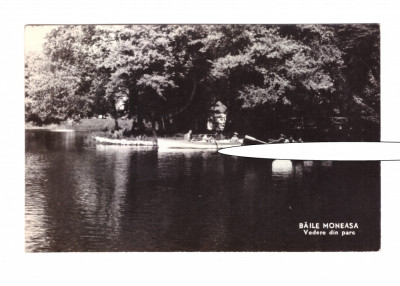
(24, 25, 58, 54)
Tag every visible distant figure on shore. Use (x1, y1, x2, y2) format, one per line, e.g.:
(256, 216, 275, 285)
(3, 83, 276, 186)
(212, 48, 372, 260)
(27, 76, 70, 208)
(184, 130, 193, 141)
(230, 132, 240, 143)
(289, 136, 295, 143)
(298, 138, 303, 143)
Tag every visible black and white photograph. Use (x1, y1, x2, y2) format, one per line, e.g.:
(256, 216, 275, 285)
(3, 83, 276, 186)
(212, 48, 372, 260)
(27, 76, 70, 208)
(25, 24, 381, 252)
(3, 0, 400, 285)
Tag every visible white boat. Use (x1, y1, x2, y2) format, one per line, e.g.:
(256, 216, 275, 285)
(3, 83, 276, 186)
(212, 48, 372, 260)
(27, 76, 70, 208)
(92, 136, 242, 150)
(157, 138, 243, 150)
(92, 136, 156, 146)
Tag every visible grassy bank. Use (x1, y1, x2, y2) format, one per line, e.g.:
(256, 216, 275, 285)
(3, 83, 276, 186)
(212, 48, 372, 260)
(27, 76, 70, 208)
(25, 118, 231, 141)
(25, 118, 133, 131)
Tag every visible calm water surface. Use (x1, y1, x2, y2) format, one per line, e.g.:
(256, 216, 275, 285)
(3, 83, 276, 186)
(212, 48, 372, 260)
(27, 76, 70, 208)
(25, 130, 380, 252)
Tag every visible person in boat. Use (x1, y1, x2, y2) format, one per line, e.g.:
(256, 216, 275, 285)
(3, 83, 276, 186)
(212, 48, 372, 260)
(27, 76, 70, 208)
(275, 134, 286, 143)
(269, 134, 286, 143)
(230, 132, 240, 143)
(184, 130, 193, 142)
(111, 129, 119, 139)
(289, 136, 296, 143)
(202, 134, 212, 142)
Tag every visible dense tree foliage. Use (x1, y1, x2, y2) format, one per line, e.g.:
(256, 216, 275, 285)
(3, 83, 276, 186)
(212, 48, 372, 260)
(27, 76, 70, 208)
(25, 24, 380, 140)
(25, 26, 97, 123)
(335, 24, 380, 123)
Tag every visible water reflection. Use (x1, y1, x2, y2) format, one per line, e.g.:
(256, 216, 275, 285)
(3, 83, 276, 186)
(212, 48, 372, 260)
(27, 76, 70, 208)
(272, 160, 293, 176)
(303, 160, 314, 172)
(25, 130, 381, 252)
(293, 161, 304, 180)
(25, 153, 52, 252)
(321, 161, 333, 167)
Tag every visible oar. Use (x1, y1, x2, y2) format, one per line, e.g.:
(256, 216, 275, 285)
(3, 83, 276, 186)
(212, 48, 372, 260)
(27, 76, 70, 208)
(244, 135, 267, 144)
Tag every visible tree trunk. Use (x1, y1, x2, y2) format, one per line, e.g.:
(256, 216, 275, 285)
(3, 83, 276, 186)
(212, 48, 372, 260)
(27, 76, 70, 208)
(128, 88, 143, 134)
(150, 113, 158, 146)
(114, 118, 119, 130)
(110, 96, 120, 130)
(160, 116, 166, 133)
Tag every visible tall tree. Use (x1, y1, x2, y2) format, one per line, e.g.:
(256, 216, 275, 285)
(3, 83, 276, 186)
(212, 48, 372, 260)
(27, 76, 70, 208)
(25, 26, 97, 124)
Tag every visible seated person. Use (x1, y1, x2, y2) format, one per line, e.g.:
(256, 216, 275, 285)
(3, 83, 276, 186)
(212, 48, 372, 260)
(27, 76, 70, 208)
(202, 134, 212, 142)
(184, 130, 193, 141)
(111, 129, 119, 139)
(230, 132, 240, 143)
(278, 134, 286, 143)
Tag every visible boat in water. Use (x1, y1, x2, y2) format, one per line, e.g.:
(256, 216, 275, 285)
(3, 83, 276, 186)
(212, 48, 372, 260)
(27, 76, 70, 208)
(157, 138, 243, 150)
(92, 136, 156, 146)
(92, 136, 242, 150)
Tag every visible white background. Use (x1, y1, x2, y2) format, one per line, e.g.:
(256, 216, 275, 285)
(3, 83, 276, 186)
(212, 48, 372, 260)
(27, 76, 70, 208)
(0, 0, 399, 285)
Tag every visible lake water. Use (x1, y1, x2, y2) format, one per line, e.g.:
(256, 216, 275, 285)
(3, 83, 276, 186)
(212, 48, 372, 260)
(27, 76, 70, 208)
(25, 130, 380, 252)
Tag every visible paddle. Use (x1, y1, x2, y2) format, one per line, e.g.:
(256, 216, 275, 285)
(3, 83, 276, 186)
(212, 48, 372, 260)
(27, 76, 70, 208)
(244, 135, 267, 144)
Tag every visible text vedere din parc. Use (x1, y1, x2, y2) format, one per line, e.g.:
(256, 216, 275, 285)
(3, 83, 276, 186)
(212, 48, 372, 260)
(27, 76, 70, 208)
(299, 222, 359, 236)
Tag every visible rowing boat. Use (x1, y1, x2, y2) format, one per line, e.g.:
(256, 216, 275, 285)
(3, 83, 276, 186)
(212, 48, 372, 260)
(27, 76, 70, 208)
(92, 136, 156, 146)
(157, 138, 243, 150)
(92, 136, 242, 150)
